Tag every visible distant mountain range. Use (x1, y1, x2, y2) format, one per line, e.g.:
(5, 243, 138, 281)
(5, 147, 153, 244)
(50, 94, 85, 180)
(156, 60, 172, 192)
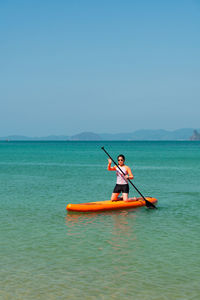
(1, 128, 199, 141)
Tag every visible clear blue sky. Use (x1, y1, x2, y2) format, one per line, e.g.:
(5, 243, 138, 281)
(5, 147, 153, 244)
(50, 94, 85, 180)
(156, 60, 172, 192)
(1, 0, 200, 136)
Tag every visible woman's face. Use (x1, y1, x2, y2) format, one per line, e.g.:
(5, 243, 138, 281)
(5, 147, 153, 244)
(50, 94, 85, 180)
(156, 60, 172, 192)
(118, 156, 124, 166)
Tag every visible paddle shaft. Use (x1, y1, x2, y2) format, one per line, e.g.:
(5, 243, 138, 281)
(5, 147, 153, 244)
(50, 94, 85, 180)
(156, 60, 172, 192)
(101, 147, 157, 209)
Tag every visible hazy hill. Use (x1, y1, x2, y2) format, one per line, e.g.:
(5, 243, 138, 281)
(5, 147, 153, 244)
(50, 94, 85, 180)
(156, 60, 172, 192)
(100, 128, 195, 140)
(1, 128, 199, 141)
(69, 132, 101, 141)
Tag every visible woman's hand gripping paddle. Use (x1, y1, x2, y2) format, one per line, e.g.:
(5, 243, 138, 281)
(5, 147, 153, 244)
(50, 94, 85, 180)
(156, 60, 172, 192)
(101, 147, 157, 209)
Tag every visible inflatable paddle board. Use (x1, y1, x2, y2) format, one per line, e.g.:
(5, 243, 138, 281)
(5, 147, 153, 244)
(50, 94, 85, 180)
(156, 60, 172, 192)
(66, 197, 157, 212)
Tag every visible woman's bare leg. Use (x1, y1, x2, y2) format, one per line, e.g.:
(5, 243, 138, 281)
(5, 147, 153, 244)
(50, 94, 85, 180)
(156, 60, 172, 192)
(122, 193, 129, 201)
(123, 194, 137, 202)
(111, 193, 120, 201)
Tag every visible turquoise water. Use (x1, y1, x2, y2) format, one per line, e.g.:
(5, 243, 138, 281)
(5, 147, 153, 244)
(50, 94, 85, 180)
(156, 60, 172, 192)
(0, 141, 200, 300)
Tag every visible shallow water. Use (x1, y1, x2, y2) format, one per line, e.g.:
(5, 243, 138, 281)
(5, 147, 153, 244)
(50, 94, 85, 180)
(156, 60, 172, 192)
(0, 141, 200, 299)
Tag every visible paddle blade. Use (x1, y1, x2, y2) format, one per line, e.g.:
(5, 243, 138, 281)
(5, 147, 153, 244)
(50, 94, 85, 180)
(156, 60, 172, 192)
(145, 199, 157, 209)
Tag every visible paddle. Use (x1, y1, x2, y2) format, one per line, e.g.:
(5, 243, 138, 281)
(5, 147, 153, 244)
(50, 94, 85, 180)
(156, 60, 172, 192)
(101, 146, 157, 209)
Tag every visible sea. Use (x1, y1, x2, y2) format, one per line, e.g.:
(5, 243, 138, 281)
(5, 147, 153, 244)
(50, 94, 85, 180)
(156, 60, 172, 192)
(0, 141, 200, 300)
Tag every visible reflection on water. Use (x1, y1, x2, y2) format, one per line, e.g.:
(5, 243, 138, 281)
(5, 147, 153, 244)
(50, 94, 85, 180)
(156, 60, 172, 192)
(108, 210, 137, 251)
(65, 209, 138, 250)
(66, 208, 137, 222)
(65, 209, 140, 291)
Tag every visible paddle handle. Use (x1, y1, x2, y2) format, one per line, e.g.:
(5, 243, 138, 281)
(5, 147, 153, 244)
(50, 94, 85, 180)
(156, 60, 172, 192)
(101, 146, 157, 209)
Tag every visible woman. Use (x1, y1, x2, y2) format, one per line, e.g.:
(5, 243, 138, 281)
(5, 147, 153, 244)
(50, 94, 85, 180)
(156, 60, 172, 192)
(107, 154, 135, 202)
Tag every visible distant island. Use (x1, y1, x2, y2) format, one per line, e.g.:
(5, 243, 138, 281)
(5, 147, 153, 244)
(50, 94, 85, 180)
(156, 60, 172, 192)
(1, 128, 200, 141)
(190, 130, 200, 141)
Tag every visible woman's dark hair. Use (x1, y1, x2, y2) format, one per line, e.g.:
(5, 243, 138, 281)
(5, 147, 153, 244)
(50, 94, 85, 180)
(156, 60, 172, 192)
(117, 154, 125, 161)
